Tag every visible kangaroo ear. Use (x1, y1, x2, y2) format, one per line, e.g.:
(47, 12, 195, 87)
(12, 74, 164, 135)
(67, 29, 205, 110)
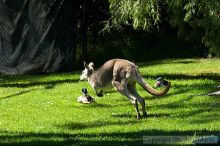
(88, 62, 94, 69)
(83, 62, 89, 68)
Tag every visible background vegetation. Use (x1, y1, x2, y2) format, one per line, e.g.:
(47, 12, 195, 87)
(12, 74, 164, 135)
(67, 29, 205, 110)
(74, 0, 220, 66)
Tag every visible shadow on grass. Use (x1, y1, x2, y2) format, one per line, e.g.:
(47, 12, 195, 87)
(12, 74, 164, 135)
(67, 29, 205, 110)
(111, 113, 170, 119)
(0, 78, 79, 100)
(149, 95, 220, 125)
(76, 102, 125, 109)
(143, 73, 220, 81)
(0, 78, 79, 88)
(57, 119, 137, 131)
(137, 59, 199, 67)
(0, 88, 39, 100)
(0, 129, 219, 146)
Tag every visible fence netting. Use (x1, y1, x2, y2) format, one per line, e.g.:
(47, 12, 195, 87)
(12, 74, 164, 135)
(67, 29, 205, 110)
(0, 0, 76, 74)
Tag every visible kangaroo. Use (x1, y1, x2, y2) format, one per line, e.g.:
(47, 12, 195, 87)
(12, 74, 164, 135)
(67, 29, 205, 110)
(80, 59, 171, 119)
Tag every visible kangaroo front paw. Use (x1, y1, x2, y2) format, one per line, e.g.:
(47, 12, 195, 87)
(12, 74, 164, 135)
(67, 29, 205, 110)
(95, 90, 103, 97)
(96, 93, 103, 97)
(136, 113, 141, 119)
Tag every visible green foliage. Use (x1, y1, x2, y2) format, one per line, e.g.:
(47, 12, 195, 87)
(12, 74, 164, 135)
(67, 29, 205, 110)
(108, 0, 160, 30)
(181, 0, 220, 56)
(0, 59, 220, 145)
(166, 0, 186, 36)
(107, 0, 220, 56)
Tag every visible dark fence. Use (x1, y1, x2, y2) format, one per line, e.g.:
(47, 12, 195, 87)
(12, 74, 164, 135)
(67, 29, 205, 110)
(0, 0, 77, 74)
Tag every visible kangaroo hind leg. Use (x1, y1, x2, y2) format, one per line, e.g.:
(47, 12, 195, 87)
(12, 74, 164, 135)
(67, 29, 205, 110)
(112, 78, 141, 119)
(127, 82, 147, 118)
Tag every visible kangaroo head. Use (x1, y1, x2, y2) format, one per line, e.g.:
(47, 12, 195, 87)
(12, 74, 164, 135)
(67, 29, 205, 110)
(80, 62, 94, 81)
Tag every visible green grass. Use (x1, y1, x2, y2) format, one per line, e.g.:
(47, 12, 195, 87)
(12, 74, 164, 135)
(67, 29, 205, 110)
(0, 58, 219, 145)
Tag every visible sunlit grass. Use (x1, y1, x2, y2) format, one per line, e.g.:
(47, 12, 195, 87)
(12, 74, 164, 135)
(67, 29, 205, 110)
(0, 58, 219, 145)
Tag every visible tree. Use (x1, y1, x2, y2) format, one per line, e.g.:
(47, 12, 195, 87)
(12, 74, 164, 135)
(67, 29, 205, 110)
(168, 0, 220, 56)
(107, 0, 220, 56)
(107, 0, 160, 30)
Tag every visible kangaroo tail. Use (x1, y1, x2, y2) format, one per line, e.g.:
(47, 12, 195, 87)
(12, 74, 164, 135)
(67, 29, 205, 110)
(135, 71, 171, 96)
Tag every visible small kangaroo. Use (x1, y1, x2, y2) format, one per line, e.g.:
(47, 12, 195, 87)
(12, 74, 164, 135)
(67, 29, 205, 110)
(80, 59, 171, 119)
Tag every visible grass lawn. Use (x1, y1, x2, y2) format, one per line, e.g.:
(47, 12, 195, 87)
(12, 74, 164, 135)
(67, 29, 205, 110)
(0, 58, 219, 145)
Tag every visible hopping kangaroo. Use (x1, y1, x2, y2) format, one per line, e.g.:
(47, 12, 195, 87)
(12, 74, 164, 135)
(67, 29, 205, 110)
(80, 59, 171, 119)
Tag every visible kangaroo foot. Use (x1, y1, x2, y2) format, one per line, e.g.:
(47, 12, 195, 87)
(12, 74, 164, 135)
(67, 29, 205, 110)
(143, 112, 147, 118)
